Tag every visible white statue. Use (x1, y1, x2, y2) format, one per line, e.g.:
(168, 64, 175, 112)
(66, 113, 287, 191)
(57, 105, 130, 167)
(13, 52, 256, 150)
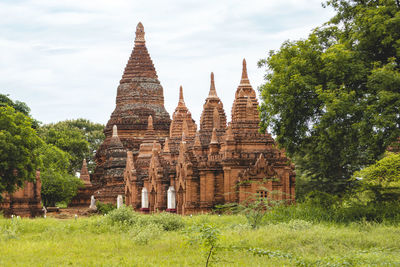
(167, 186, 176, 210)
(117, 195, 124, 209)
(89, 195, 97, 210)
(141, 187, 149, 209)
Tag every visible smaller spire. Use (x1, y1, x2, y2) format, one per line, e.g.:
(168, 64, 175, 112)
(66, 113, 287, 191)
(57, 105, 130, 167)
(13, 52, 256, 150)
(126, 151, 136, 171)
(135, 22, 145, 44)
(225, 123, 234, 141)
(163, 138, 170, 153)
(80, 159, 91, 186)
(178, 85, 185, 106)
(147, 115, 154, 131)
(182, 118, 189, 138)
(208, 72, 218, 98)
(194, 132, 201, 147)
(210, 128, 218, 144)
(240, 58, 250, 85)
(112, 125, 118, 137)
(213, 107, 220, 129)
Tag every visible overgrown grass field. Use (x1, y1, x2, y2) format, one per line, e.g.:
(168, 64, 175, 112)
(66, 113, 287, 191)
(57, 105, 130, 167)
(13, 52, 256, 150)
(1, 206, 400, 267)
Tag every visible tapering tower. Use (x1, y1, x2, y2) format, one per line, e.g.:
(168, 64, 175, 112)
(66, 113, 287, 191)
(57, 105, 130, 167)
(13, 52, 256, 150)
(169, 86, 197, 139)
(231, 59, 259, 129)
(93, 22, 171, 186)
(199, 72, 227, 145)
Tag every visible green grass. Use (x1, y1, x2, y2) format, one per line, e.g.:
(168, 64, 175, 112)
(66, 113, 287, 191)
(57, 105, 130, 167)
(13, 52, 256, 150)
(0, 212, 399, 266)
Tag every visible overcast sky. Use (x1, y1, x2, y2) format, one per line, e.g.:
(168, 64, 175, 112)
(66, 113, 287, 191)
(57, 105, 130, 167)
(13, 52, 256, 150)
(0, 0, 334, 125)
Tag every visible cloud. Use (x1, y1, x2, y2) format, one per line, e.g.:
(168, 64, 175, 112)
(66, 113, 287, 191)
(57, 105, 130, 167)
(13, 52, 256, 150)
(0, 0, 335, 125)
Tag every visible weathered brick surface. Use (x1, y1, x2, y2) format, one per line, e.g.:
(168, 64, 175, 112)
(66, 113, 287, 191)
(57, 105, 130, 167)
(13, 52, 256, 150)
(0, 171, 42, 217)
(93, 23, 171, 203)
(93, 23, 295, 211)
(69, 159, 94, 207)
(124, 58, 295, 214)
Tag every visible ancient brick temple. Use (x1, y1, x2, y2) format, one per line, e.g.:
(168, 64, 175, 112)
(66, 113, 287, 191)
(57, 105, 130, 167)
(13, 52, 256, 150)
(94, 22, 295, 213)
(69, 159, 94, 207)
(0, 171, 43, 217)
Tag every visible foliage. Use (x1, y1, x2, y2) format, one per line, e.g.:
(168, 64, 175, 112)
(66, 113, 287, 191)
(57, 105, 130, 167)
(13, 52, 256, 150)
(0, 215, 400, 265)
(147, 212, 185, 231)
(40, 169, 83, 207)
(38, 119, 104, 174)
(217, 188, 286, 229)
(105, 206, 184, 231)
(0, 94, 39, 128)
(96, 201, 117, 215)
(184, 223, 221, 267)
(0, 106, 42, 199)
(37, 143, 71, 173)
(106, 206, 139, 225)
(353, 152, 400, 203)
(258, 0, 400, 197)
(264, 199, 400, 224)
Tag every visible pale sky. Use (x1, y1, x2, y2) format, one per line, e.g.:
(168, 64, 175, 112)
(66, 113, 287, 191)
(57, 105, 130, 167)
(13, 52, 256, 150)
(0, 0, 335, 125)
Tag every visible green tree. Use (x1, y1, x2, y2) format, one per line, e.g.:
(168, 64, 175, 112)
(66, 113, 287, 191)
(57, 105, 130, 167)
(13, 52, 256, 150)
(37, 142, 83, 207)
(37, 143, 71, 173)
(0, 106, 42, 199)
(40, 169, 82, 207)
(0, 94, 40, 128)
(38, 119, 104, 174)
(258, 0, 400, 196)
(353, 152, 400, 203)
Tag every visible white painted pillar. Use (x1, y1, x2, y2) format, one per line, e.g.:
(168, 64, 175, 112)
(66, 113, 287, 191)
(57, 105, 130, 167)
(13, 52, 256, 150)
(141, 187, 149, 209)
(167, 186, 176, 210)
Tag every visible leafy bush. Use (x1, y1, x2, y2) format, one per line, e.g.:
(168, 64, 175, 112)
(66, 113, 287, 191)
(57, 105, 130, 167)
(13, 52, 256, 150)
(106, 206, 138, 225)
(96, 201, 116, 215)
(147, 212, 184, 231)
(304, 191, 339, 209)
(129, 223, 163, 245)
(352, 152, 400, 203)
(263, 200, 400, 224)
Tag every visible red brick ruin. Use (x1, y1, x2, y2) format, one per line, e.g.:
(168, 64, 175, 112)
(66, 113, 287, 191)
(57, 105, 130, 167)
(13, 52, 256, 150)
(0, 171, 42, 217)
(94, 23, 295, 214)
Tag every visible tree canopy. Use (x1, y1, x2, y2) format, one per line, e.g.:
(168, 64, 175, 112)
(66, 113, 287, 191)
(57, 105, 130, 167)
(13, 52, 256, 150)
(38, 119, 104, 174)
(353, 152, 400, 203)
(258, 0, 400, 196)
(0, 106, 42, 198)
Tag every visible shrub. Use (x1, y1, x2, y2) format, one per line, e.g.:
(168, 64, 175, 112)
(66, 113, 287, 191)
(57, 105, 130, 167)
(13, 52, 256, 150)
(106, 206, 138, 225)
(304, 191, 339, 209)
(129, 223, 163, 245)
(96, 201, 116, 215)
(148, 212, 184, 231)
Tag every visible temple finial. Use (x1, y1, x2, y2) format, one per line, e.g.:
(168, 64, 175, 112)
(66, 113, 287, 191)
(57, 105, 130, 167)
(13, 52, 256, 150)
(147, 115, 154, 130)
(112, 125, 118, 137)
(179, 86, 185, 104)
(240, 58, 250, 85)
(135, 22, 145, 44)
(208, 72, 218, 97)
